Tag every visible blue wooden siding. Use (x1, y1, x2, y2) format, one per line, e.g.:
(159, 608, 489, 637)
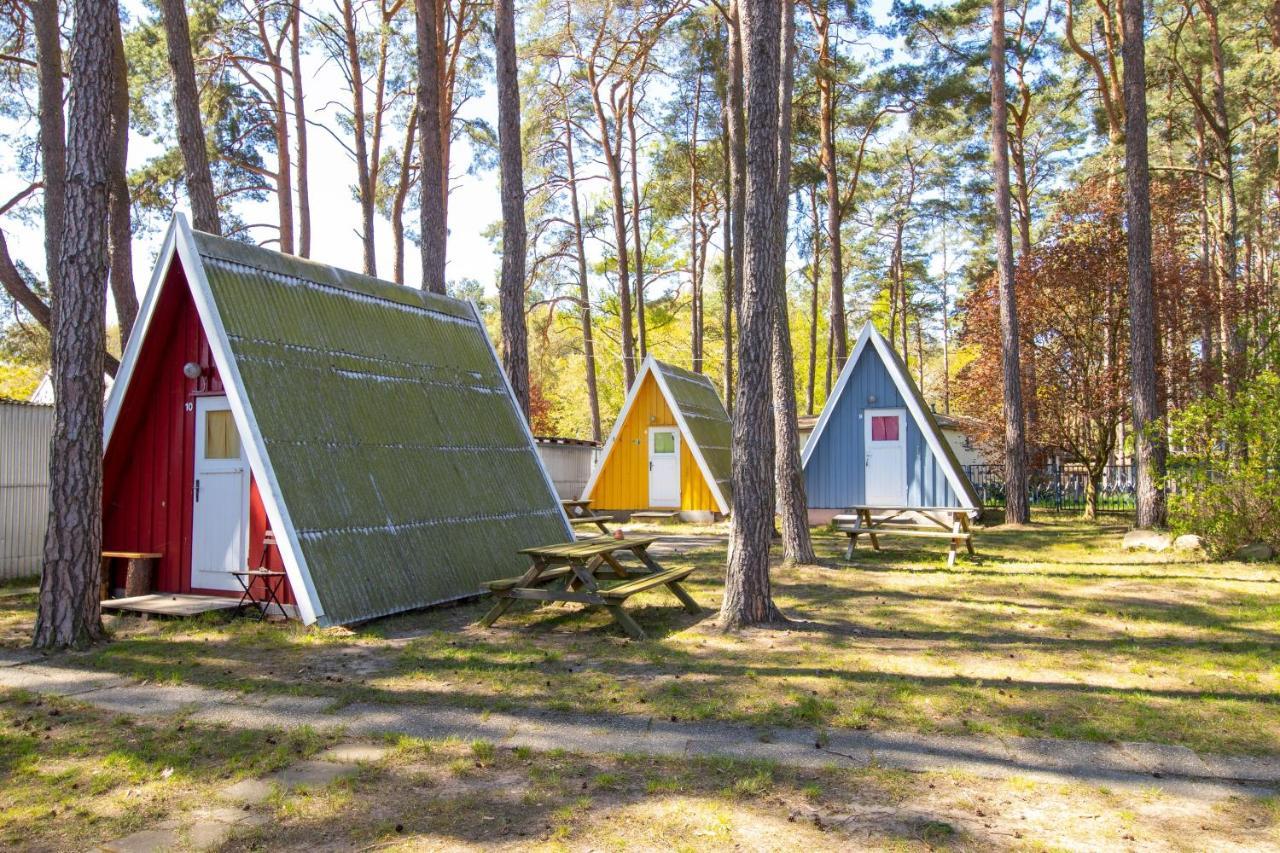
(804, 347, 959, 508)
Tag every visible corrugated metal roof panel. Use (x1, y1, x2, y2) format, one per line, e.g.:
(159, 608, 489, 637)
(653, 361, 733, 508)
(191, 232, 568, 626)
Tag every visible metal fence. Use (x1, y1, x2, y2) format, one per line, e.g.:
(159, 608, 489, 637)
(964, 464, 1136, 514)
(0, 400, 52, 579)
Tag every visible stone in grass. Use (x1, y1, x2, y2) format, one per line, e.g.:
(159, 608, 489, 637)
(1122, 529, 1172, 552)
(1234, 542, 1276, 562)
(1172, 534, 1205, 552)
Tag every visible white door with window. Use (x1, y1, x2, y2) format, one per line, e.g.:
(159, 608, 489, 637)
(648, 427, 681, 508)
(190, 396, 249, 592)
(864, 409, 906, 505)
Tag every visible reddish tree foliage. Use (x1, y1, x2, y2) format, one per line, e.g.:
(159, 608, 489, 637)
(956, 177, 1201, 517)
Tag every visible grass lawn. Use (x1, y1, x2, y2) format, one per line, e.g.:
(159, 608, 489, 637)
(2, 690, 1275, 851)
(2, 515, 1271, 755)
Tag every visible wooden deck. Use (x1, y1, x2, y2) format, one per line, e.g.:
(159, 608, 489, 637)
(102, 594, 242, 617)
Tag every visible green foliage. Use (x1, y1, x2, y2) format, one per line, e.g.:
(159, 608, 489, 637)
(1168, 369, 1280, 558)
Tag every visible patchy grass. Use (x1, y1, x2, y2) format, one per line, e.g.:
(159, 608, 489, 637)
(5, 516, 1280, 755)
(1, 688, 1276, 850)
(0, 689, 330, 850)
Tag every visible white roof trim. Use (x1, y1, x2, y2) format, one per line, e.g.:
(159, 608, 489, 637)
(104, 218, 183, 450)
(650, 363, 731, 515)
(801, 322, 978, 514)
(582, 356, 730, 515)
(468, 300, 573, 539)
(173, 220, 326, 625)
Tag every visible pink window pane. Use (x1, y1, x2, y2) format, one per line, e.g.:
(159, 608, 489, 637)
(871, 415, 899, 442)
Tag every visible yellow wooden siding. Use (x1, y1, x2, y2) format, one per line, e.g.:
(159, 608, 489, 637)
(588, 373, 719, 512)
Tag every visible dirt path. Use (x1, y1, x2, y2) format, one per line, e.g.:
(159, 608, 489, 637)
(2, 649, 1275, 803)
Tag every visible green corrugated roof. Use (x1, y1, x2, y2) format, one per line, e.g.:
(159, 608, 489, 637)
(653, 360, 733, 509)
(192, 232, 569, 626)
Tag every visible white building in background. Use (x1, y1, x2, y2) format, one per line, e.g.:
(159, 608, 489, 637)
(0, 399, 52, 579)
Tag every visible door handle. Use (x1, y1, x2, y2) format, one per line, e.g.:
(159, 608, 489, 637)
(195, 479, 200, 502)
(865, 454, 870, 467)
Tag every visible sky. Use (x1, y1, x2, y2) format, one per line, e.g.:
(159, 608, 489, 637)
(1, 1, 507, 318)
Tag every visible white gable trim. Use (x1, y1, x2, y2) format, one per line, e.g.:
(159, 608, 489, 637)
(650, 364, 731, 515)
(170, 219, 327, 624)
(801, 322, 978, 514)
(468, 300, 573, 539)
(581, 357, 656, 504)
(582, 356, 731, 515)
(104, 218, 183, 450)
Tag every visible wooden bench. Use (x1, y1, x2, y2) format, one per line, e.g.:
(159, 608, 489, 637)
(480, 536, 699, 640)
(834, 506, 975, 567)
(561, 499, 612, 535)
(101, 551, 162, 600)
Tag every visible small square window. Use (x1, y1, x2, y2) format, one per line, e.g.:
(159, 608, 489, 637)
(653, 432, 675, 454)
(205, 410, 241, 459)
(871, 415, 900, 442)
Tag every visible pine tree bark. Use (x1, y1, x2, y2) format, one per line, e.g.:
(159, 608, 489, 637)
(34, 0, 64, 299)
(990, 0, 1030, 524)
(770, 0, 815, 566)
(416, 0, 447, 293)
(108, 17, 137, 346)
(494, 0, 529, 417)
(158, 0, 220, 234)
(35, 0, 116, 650)
(813, 0, 848, 369)
(1121, 0, 1167, 528)
(726, 0, 746, 316)
(290, 1, 311, 257)
(805, 184, 821, 416)
(721, 106, 734, 412)
(720, 0, 786, 629)
(627, 83, 647, 360)
(392, 108, 418, 285)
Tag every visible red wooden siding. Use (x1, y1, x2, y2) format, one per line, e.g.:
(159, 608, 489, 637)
(102, 260, 294, 603)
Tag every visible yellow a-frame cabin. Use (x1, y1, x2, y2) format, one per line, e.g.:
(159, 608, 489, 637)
(582, 357, 732, 522)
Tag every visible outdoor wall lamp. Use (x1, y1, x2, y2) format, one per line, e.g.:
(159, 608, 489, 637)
(867, 394, 877, 405)
(182, 362, 203, 380)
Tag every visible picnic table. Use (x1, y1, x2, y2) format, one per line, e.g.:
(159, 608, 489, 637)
(834, 505, 976, 567)
(561, 498, 613, 535)
(479, 535, 699, 640)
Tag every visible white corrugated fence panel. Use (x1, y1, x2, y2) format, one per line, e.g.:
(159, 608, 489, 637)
(0, 402, 52, 579)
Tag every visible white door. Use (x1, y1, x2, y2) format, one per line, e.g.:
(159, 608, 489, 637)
(864, 409, 907, 506)
(648, 428, 681, 508)
(191, 396, 249, 592)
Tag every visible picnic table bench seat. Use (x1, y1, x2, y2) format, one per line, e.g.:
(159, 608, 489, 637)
(835, 506, 977, 567)
(481, 535, 699, 640)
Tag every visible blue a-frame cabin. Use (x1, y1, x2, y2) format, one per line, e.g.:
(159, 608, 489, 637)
(802, 322, 981, 520)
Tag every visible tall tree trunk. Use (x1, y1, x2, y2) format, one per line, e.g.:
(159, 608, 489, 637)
(33, 0, 65, 298)
(566, 125, 601, 443)
(264, 14, 293, 255)
(721, 0, 786, 629)
(814, 1, 847, 368)
(721, 106, 734, 411)
(806, 183, 821, 416)
(1122, 0, 1166, 528)
(107, 16, 137, 346)
(690, 74, 703, 373)
(342, 0, 376, 275)
(494, 0, 529, 417)
(392, 107, 418, 285)
(627, 84, 647, 360)
(416, 0, 447, 293)
(158, 0, 220, 234)
(990, 0, 1030, 524)
(727, 0, 746, 315)
(290, 1, 311, 257)
(35, 0, 116, 650)
(770, 0, 814, 566)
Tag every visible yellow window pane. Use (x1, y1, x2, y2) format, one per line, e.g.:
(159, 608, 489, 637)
(205, 410, 241, 459)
